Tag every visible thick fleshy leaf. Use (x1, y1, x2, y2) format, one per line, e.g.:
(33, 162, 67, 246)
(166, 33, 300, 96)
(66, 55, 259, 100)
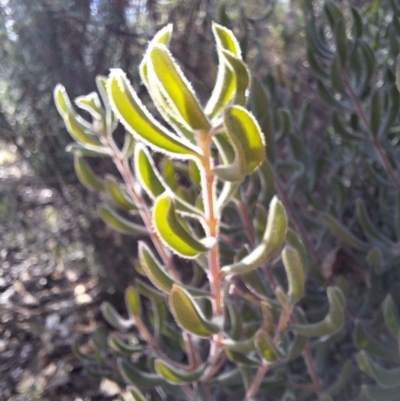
(222, 336, 256, 353)
(214, 105, 265, 182)
(290, 287, 345, 337)
(75, 92, 104, 121)
(125, 286, 141, 317)
(54, 84, 73, 118)
(221, 196, 287, 277)
(128, 386, 147, 401)
(221, 50, 250, 106)
(108, 334, 143, 355)
(105, 175, 138, 212)
(354, 321, 399, 363)
(326, 360, 354, 396)
(71, 337, 96, 361)
(360, 384, 400, 401)
(154, 360, 206, 384)
(100, 301, 132, 331)
(255, 330, 280, 363)
(138, 242, 208, 296)
(98, 205, 146, 236)
(117, 359, 165, 389)
(322, 213, 369, 251)
(107, 69, 201, 158)
(74, 154, 105, 192)
(356, 199, 392, 246)
(138, 242, 175, 293)
(66, 142, 110, 157)
(65, 112, 102, 147)
(134, 143, 165, 199)
(212, 22, 241, 56)
(169, 284, 220, 337)
(153, 193, 214, 258)
(383, 294, 400, 338)
(225, 349, 260, 367)
(147, 44, 211, 132)
(357, 351, 400, 388)
(282, 246, 305, 304)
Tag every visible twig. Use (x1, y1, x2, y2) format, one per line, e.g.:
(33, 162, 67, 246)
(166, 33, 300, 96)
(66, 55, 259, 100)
(342, 72, 400, 188)
(302, 345, 323, 395)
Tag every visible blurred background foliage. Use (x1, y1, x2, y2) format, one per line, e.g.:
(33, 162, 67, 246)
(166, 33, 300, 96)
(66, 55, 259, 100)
(2, 0, 400, 399)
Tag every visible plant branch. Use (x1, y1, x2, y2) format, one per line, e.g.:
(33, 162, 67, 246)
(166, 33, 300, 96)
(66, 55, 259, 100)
(302, 345, 323, 396)
(342, 72, 400, 188)
(106, 136, 181, 280)
(197, 131, 222, 315)
(244, 302, 293, 400)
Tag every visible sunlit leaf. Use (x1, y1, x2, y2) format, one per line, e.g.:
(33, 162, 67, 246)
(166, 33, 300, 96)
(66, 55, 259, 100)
(221, 196, 287, 276)
(98, 205, 146, 236)
(74, 154, 105, 192)
(153, 192, 214, 258)
(169, 284, 220, 337)
(107, 69, 201, 158)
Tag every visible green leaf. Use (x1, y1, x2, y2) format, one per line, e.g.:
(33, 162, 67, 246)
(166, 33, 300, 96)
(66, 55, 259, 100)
(108, 334, 143, 355)
(378, 85, 399, 137)
(225, 349, 260, 367)
(383, 294, 400, 338)
(134, 143, 165, 199)
(98, 205, 147, 236)
(54, 84, 73, 118)
(326, 360, 354, 396)
(71, 337, 96, 361)
(221, 196, 287, 277)
(117, 359, 165, 389)
(335, 19, 347, 67)
(214, 106, 265, 182)
(138, 242, 175, 293)
(75, 92, 104, 122)
(361, 384, 400, 401)
(65, 112, 102, 147)
(255, 331, 280, 363)
(282, 246, 305, 304)
(354, 321, 399, 363)
(227, 302, 243, 340)
(154, 360, 206, 384)
(169, 284, 220, 337)
(205, 23, 240, 119)
(212, 22, 241, 56)
(65, 142, 110, 157)
(322, 213, 369, 251)
(74, 154, 105, 192)
(370, 90, 381, 137)
(105, 175, 138, 212)
(128, 386, 147, 401)
(357, 350, 400, 388)
(121, 132, 136, 159)
(107, 69, 201, 158)
(221, 50, 250, 107)
(330, 57, 344, 94)
(222, 336, 256, 354)
(147, 44, 211, 132)
(356, 199, 392, 246)
(290, 287, 345, 337)
(351, 7, 364, 39)
(153, 192, 214, 258)
(125, 286, 140, 317)
(138, 242, 208, 297)
(100, 301, 132, 331)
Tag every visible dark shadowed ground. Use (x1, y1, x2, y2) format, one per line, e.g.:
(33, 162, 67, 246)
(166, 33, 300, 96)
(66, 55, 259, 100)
(0, 142, 126, 401)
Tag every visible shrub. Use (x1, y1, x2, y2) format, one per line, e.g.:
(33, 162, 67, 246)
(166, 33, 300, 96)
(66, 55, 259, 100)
(54, 1, 400, 400)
